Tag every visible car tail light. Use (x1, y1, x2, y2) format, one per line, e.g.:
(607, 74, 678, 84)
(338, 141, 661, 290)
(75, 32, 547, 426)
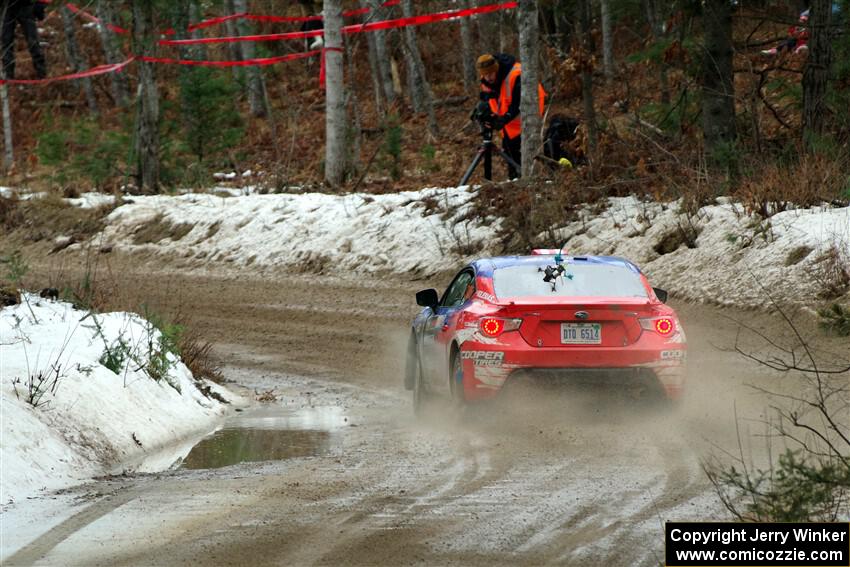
(640, 317, 676, 336)
(480, 317, 522, 337)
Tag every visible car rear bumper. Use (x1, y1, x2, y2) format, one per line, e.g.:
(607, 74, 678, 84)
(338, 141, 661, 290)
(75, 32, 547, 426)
(458, 334, 686, 401)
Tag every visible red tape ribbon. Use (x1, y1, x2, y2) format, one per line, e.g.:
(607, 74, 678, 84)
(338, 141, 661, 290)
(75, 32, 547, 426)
(64, 0, 402, 37)
(139, 51, 320, 67)
(0, 58, 134, 85)
(158, 1, 517, 46)
(319, 46, 345, 89)
(65, 3, 130, 35)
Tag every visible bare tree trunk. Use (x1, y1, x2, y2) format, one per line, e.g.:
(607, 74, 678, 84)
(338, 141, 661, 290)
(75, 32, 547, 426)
(459, 0, 477, 93)
(223, 0, 243, 83)
(600, 0, 614, 82)
(579, 0, 597, 154)
(642, 0, 670, 104)
(519, 0, 542, 179)
(345, 36, 362, 174)
(367, 0, 396, 106)
(803, 0, 833, 146)
(233, 0, 269, 117)
(400, 0, 437, 136)
(133, 0, 160, 192)
(360, 0, 385, 116)
(475, 0, 499, 54)
(324, 0, 345, 187)
(188, 1, 208, 60)
(61, 7, 99, 114)
(1, 81, 11, 169)
(701, 0, 736, 160)
(95, 0, 129, 107)
(0, 4, 9, 169)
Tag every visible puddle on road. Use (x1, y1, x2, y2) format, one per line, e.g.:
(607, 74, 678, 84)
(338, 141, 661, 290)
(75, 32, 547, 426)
(180, 405, 349, 470)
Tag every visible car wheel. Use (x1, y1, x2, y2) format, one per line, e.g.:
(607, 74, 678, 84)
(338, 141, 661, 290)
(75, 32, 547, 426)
(412, 355, 428, 417)
(450, 351, 465, 406)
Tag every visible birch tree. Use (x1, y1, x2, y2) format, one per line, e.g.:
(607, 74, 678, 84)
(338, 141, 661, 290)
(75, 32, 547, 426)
(519, 0, 541, 178)
(96, 0, 129, 107)
(324, 0, 346, 187)
(233, 0, 269, 117)
(133, 0, 160, 192)
(701, 0, 736, 161)
(400, 0, 437, 136)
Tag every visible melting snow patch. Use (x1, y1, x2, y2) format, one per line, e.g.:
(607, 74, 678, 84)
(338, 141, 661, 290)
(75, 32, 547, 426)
(0, 295, 237, 504)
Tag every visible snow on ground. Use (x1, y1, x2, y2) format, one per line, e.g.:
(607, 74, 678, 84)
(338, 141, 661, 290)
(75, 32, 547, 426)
(82, 187, 848, 307)
(554, 196, 850, 307)
(98, 187, 494, 277)
(0, 295, 238, 504)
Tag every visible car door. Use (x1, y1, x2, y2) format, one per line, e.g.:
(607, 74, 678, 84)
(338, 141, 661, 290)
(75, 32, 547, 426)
(421, 268, 476, 393)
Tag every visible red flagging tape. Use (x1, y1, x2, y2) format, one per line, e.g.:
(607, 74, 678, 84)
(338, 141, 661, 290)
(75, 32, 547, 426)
(160, 28, 324, 46)
(0, 58, 134, 85)
(319, 47, 345, 89)
(63, 0, 402, 37)
(65, 3, 129, 35)
(139, 50, 320, 67)
(5, 2, 516, 86)
(187, 0, 401, 31)
(0, 51, 322, 85)
(159, 1, 518, 46)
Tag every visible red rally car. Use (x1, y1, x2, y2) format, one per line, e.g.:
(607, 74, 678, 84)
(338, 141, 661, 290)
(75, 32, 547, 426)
(405, 251, 686, 412)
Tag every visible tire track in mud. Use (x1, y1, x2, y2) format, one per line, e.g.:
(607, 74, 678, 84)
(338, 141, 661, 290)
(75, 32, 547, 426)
(4, 483, 143, 566)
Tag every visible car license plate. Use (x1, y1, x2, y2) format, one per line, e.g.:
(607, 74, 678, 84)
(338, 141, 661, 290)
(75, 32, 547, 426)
(561, 323, 602, 344)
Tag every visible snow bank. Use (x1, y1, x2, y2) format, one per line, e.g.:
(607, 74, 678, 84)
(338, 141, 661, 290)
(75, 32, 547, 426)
(99, 187, 494, 276)
(0, 296, 235, 503)
(68, 188, 850, 306)
(557, 197, 849, 307)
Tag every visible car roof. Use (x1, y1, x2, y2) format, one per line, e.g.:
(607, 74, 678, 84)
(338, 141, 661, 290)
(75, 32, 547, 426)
(471, 255, 643, 278)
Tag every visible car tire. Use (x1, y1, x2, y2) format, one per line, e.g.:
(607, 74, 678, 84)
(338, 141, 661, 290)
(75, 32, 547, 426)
(450, 351, 466, 406)
(412, 355, 428, 417)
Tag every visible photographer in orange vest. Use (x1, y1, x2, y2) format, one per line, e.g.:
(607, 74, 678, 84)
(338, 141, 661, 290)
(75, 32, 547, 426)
(476, 53, 545, 179)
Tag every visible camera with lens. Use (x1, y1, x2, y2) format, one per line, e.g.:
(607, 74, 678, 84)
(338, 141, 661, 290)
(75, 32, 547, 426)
(470, 100, 495, 129)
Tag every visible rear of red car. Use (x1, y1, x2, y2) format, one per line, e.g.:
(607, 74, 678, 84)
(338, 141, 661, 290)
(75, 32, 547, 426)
(456, 256, 686, 401)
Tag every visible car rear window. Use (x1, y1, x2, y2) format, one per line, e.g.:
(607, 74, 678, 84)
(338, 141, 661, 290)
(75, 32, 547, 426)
(493, 262, 649, 298)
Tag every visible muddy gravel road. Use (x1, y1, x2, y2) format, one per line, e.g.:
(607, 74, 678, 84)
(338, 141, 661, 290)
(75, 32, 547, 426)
(4, 267, 848, 566)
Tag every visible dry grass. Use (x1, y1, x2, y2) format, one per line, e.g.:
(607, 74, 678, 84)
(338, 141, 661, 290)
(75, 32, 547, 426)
(735, 154, 850, 217)
(812, 244, 850, 300)
(1, 192, 118, 243)
(132, 214, 195, 245)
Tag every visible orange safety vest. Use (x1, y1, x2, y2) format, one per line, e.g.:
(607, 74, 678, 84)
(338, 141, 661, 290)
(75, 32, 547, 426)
(487, 62, 546, 140)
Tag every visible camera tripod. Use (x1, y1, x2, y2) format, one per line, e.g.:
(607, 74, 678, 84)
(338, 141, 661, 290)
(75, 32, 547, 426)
(458, 126, 521, 186)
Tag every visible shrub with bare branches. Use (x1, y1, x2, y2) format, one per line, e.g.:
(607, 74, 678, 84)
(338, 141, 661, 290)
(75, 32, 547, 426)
(704, 297, 850, 521)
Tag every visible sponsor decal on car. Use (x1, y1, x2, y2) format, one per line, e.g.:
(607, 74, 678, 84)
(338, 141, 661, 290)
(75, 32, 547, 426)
(461, 350, 505, 366)
(475, 290, 496, 302)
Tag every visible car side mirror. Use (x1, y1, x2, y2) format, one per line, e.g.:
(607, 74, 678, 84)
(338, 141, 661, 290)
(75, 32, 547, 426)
(416, 289, 439, 310)
(653, 287, 668, 303)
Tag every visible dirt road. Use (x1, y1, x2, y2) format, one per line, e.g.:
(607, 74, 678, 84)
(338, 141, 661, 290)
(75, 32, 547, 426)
(5, 267, 847, 566)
